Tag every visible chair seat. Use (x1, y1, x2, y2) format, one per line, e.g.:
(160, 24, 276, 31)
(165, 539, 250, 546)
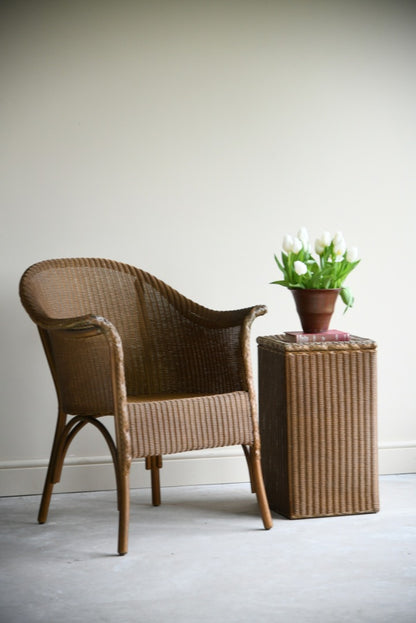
(127, 390, 253, 457)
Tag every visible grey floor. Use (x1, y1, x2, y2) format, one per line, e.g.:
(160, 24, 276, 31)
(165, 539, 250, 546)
(1, 475, 415, 623)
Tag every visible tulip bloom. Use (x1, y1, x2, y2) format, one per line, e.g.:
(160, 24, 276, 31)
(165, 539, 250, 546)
(332, 231, 345, 246)
(292, 237, 303, 254)
(333, 232, 347, 259)
(282, 234, 294, 254)
(297, 227, 309, 249)
(294, 260, 308, 275)
(346, 247, 359, 262)
(315, 231, 331, 255)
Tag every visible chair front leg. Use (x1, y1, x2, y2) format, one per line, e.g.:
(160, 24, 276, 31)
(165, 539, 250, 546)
(250, 448, 273, 530)
(242, 445, 273, 530)
(242, 444, 256, 493)
(117, 470, 130, 555)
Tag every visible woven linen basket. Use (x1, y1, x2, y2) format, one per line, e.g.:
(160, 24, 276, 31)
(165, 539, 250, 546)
(257, 335, 379, 519)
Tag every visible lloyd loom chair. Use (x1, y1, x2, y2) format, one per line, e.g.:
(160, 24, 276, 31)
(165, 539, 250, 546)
(19, 258, 272, 554)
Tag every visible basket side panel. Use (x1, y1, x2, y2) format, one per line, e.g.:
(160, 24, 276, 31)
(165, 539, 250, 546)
(258, 346, 290, 516)
(286, 349, 379, 518)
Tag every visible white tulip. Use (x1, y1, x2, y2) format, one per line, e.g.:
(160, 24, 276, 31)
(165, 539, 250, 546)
(297, 227, 309, 248)
(334, 239, 347, 259)
(346, 247, 359, 262)
(332, 231, 346, 259)
(332, 231, 346, 247)
(315, 231, 331, 255)
(321, 231, 332, 246)
(292, 237, 303, 254)
(282, 234, 294, 254)
(294, 260, 308, 275)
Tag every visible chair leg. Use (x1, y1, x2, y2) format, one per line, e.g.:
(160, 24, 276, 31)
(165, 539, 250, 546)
(145, 455, 162, 506)
(251, 451, 273, 530)
(38, 411, 66, 524)
(117, 471, 130, 556)
(243, 445, 273, 530)
(38, 479, 55, 525)
(242, 444, 256, 493)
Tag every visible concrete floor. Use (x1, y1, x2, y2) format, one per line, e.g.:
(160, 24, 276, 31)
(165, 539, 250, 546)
(1, 474, 415, 623)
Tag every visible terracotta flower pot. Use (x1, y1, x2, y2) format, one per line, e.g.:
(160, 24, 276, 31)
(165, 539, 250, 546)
(290, 288, 340, 333)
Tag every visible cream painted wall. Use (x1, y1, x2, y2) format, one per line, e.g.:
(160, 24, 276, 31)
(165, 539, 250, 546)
(1, 0, 415, 495)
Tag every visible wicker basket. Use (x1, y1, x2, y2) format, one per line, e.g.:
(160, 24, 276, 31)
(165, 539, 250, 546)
(257, 335, 379, 519)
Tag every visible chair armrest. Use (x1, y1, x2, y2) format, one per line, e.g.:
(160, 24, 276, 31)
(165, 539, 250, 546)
(33, 312, 115, 335)
(35, 313, 126, 403)
(35, 313, 130, 465)
(181, 302, 267, 330)
(149, 301, 268, 395)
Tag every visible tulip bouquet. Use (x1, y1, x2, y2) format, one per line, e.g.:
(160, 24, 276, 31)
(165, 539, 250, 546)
(272, 227, 360, 311)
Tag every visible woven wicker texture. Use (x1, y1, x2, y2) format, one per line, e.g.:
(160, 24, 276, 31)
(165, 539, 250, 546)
(128, 391, 253, 457)
(19, 258, 272, 553)
(258, 335, 379, 519)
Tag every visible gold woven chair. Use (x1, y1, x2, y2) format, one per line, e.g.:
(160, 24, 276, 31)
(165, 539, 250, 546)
(19, 258, 273, 554)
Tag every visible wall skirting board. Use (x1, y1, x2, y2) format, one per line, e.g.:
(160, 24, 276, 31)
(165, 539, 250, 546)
(1, 444, 415, 497)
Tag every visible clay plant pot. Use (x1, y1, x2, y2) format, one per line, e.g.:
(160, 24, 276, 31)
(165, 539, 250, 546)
(290, 288, 340, 333)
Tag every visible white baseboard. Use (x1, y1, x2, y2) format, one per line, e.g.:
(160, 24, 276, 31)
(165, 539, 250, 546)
(378, 442, 416, 476)
(0, 448, 248, 496)
(1, 444, 415, 497)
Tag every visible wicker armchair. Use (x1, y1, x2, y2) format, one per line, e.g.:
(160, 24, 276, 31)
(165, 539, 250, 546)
(19, 258, 273, 554)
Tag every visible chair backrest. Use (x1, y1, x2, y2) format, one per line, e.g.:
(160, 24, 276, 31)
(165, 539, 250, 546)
(20, 259, 244, 413)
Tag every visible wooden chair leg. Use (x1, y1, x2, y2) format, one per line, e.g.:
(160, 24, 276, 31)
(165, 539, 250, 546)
(38, 411, 66, 524)
(117, 471, 130, 556)
(242, 444, 256, 493)
(146, 455, 162, 506)
(251, 451, 273, 530)
(38, 479, 55, 525)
